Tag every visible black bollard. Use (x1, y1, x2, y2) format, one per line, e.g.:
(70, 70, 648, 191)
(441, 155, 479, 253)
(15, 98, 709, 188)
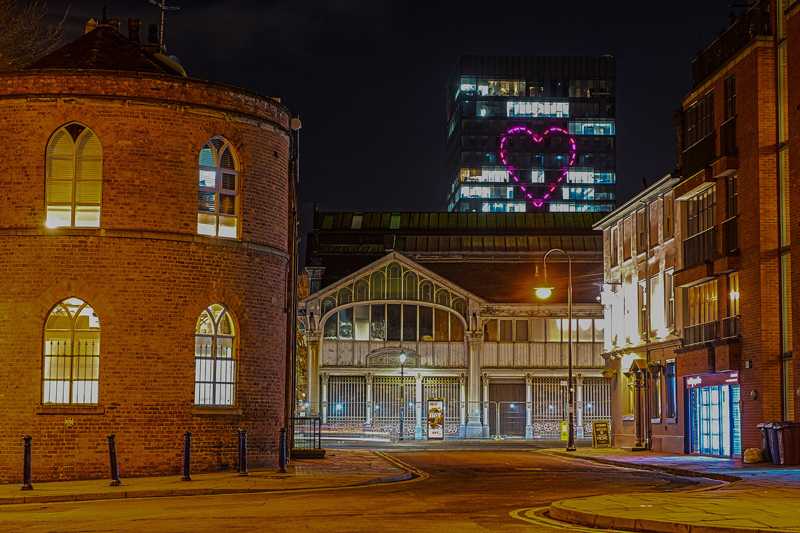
(182, 431, 192, 481)
(107, 434, 121, 486)
(238, 429, 248, 476)
(279, 427, 287, 473)
(21, 435, 33, 491)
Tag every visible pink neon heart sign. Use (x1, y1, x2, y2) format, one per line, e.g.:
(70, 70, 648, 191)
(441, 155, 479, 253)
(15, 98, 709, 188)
(498, 125, 577, 209)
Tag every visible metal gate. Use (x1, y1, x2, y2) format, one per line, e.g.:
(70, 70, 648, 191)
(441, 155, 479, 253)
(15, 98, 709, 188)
(531, 377, 567, 439)
(488, 383, 526, 437)
(373, 376, 415, 437)
(582, 377, 612, 436)
(327, 375, 366, 425)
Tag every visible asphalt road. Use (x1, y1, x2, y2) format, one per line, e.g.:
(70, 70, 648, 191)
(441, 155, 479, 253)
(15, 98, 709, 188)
(0, 450, 712, 532)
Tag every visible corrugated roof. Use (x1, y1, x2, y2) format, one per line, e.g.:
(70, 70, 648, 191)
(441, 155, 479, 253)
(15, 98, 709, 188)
(317, 211, 603, 233)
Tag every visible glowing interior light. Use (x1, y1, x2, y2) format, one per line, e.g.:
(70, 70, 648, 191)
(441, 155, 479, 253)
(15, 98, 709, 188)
(498, 125, 577, 209)
(535, 287, 553, 300)
(335, 403, 343, 411)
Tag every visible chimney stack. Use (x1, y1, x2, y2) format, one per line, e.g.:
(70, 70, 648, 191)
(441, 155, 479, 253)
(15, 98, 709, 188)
(147, 24, 159, 46)
(128, 18, 141, 43)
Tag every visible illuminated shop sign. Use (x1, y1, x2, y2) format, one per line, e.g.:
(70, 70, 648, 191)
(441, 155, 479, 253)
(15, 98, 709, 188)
(686, 372, 739, 388)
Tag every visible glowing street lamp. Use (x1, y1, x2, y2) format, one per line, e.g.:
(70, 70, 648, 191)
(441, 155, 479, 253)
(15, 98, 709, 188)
(535, 248, 576, 452)
(399, 351, 407, 441)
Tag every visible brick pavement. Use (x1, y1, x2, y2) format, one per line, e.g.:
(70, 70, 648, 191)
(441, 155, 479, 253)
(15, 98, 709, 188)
(545, 448, 800, 532)
(0, 450, 410, 506)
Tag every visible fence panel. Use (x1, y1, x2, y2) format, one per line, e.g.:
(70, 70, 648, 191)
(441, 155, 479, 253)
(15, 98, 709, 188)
(328, 375, 366, 422)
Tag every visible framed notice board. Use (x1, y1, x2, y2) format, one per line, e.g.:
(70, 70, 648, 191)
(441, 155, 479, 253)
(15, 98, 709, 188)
(592, 420, 611, 448)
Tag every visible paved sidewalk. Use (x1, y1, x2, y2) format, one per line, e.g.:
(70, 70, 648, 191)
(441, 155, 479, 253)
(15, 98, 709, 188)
(0, 450, 411, 506)
(544, 447, 800, 532)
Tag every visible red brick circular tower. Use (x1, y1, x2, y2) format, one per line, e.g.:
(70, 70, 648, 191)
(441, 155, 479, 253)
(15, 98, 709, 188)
(0, 24, 292, 481)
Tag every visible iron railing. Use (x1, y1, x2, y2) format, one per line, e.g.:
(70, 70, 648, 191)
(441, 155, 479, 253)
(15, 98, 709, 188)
(683, 320, 719, 346)
(293, 416, 322, 450)
(683, 227, 716, 268)
(720, 315, 741, 339)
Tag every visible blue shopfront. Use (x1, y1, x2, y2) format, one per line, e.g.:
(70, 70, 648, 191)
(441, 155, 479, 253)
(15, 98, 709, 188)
(686, 371, 742, 457)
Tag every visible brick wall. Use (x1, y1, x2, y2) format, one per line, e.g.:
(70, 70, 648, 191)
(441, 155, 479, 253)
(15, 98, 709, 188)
(0, 71, 291, 482)
(787, 2, 800, 420)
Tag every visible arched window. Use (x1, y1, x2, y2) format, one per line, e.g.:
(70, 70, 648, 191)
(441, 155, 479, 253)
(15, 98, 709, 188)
(43, 297, 100, 404)
(435, 288, 451, 307)
(387, 263, 402, 299)
(403, 271, 418, 300)
(419, 280, 434, 302)
(370, 271, 386, 299)
(354, 279, 369, 301)
(452, 297, 466, 317)
(321, 296, 337, 317)
(198, 137, 239, 238)
(337, 287, 352, 306)
(45, 123, 102, 228)
(195, 304, 237, 406)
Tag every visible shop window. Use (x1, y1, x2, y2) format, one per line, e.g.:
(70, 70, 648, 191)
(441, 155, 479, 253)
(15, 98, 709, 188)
(198, 137, 239, 238)
(43, 297, 100, 404)
(337, 287, 352, 306)
(45, 123, 102, 228)
(194, 304, 236, 406)
(593, 318, 604, 344)
(578, 319, 593, 342)
(531, 318, 545, 342)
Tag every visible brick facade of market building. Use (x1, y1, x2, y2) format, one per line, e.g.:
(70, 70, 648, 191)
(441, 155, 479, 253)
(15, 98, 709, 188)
(0, 24, 293, 482)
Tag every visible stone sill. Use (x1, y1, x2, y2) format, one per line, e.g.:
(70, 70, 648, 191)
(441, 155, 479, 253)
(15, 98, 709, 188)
(36, 405, 105, 415)
(191, 407, 243, 416)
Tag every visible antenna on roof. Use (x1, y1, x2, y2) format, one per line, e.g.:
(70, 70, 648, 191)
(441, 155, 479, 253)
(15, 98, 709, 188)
(147, 0, 181, 51)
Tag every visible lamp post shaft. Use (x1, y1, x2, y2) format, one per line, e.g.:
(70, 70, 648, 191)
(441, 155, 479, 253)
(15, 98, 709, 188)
(399, 362, 405, 441)
(542, 248, 576, 452)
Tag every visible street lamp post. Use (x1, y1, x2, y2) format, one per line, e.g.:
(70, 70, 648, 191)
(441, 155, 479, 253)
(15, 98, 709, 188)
(399, 352, 407, 441)
(535, 248, 576, 452)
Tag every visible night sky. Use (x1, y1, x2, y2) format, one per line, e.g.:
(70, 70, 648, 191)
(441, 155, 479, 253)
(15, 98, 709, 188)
(49, 0, 735, 214)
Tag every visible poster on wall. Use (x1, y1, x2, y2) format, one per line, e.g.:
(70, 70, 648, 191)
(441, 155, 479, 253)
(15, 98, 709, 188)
(427, 399, 445, 440)
(592, 420, 611, 448)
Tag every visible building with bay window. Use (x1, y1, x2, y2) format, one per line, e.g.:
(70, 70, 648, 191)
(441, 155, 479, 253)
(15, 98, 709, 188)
(299, 211, 611, 439)
(446, 55, 616, 214)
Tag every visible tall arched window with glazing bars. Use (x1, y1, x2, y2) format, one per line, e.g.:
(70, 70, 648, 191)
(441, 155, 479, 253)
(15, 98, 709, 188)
(43, 297, 100, 404)
(45, 123, 102, 228)
(194, 304, 237, 406)
(198, 137, 239, 238)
